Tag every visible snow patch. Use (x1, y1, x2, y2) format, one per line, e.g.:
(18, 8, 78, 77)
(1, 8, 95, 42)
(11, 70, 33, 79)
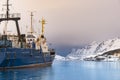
(55, 55, 65, 61)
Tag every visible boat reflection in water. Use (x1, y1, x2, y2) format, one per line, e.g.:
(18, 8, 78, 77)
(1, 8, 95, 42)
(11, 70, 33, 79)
(0, 66, 55, 80)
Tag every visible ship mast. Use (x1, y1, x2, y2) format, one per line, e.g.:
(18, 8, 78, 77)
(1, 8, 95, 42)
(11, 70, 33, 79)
(30, 12, 34, 34)
(40, 18, 46, 36)
(6, 0, 9, 19)
(0, 0, 21, 42)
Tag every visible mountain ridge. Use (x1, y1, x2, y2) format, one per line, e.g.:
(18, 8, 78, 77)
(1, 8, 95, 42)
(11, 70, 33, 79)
(66, 37, 120, 60)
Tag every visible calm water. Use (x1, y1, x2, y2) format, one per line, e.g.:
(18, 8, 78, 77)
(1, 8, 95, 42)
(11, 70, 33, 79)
(0, 61, 120, 80)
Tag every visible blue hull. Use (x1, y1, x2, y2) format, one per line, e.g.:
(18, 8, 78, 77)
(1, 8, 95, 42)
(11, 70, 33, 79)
(0, 48, 55, 69)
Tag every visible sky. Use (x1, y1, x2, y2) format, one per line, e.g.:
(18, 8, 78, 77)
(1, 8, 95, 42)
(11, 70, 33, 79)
(0, 0, 120, 46)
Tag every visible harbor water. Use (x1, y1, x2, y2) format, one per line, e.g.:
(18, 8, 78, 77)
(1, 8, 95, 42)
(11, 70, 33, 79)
(0, 60, 120, 80)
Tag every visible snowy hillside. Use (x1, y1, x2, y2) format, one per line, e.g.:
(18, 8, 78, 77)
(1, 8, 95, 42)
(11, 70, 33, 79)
(55, 55, 65, 61)
(66, 38, 120, 60)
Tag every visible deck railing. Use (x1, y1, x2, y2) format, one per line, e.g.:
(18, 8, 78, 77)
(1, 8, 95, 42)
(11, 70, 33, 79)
(0, 13, 20, 18)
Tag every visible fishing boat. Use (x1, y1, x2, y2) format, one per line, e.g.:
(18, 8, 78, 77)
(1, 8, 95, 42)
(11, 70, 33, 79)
(0, 0, 55, 70)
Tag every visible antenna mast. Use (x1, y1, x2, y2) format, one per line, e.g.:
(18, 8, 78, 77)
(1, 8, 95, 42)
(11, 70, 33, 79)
(30, 12, 34, 34)
(3, 0, 11, 18)
(6, 0, 9, 19)
(0, 0, 21, 42)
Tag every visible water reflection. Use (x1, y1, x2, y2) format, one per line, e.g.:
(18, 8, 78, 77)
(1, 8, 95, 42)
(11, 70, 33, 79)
(81, 61, 120, 69)
(0, 61, 120, 80)
(53, 61, 120, 80)
(0, 66, 54, 80)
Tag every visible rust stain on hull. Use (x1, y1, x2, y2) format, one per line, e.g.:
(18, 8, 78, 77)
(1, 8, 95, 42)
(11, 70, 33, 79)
(0, 62, 52, 71)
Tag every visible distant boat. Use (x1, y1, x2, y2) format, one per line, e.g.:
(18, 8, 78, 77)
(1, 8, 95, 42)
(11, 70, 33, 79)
(0, 0, 55, 70)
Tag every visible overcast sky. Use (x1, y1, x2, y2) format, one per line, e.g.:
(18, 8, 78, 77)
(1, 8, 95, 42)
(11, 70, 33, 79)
(0, 0, 120, 46)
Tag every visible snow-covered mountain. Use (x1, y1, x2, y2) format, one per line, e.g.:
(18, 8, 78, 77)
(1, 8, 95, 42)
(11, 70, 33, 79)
(55, 55, 65, 61)
(66, 38, 120, 60)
